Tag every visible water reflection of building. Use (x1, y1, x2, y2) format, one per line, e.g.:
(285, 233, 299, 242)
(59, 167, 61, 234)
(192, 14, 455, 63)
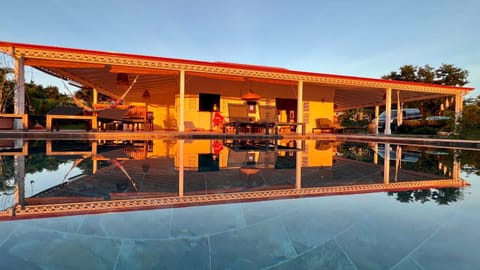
(0, 139, 469, 220)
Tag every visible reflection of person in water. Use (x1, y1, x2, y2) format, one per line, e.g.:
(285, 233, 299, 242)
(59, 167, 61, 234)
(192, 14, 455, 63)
(34, 121, 44, 130)
(147, 113, 154, 131)
(212, 140, 223, 154)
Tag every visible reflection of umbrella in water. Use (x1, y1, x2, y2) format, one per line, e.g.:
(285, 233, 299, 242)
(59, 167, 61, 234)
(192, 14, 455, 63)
(240, 166, 260, 188)
(375, 146, 419, 163)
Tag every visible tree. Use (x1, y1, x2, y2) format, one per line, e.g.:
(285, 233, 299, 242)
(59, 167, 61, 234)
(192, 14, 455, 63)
(0, 67, 15, 113)
(417, 65, 435, 84)
(459, 105, 480, 139)
(382, 64, 469, 86)
(383, 64, 470, 118)
(435, 64, 469, 86)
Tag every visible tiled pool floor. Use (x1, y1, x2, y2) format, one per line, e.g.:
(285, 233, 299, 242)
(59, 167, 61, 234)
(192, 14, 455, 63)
(1, 175, 479, 270)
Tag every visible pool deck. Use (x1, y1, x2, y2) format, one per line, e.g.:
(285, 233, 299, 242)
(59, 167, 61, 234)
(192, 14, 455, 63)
(0, 130, 479, 150)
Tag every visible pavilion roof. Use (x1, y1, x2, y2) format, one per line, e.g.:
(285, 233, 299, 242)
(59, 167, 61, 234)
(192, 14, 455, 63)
(0, 41, 473, 110)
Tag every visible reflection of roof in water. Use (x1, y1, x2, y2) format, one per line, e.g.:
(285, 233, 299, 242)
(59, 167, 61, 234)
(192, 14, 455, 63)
(2, 154, 467, 220)
(375, 146, 420, 163)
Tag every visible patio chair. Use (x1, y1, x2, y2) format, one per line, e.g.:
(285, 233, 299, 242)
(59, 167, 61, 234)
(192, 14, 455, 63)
(224, 104, 251, 134)
(257, 105, 278, 135)
(312, 118, 345, 133)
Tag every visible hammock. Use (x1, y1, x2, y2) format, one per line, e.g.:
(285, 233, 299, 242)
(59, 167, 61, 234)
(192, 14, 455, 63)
(63, 74, 139, 112)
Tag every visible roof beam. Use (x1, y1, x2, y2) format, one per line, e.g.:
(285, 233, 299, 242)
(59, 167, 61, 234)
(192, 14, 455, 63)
(25, 58, 105, 69)
(49, 68, 119, 98)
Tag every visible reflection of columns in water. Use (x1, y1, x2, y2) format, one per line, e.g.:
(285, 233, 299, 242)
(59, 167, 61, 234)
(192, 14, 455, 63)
(14, 139, 23, 149)
(453, 150, 460, 181)
(178, 140, 184, 197)
(92, 141, 98, 174)
(295, 143, 302, 189)
(383, 144, 390, 184)
(92, 159, 98, 174)
(14, 155, 25, 207)
(373, 143, 378, 165)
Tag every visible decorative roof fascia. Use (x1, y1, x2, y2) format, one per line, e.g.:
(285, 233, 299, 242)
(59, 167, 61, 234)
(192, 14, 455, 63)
(1, 42, 473, 95)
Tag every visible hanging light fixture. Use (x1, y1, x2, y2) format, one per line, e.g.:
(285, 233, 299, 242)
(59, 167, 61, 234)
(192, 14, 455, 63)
(242, 81, 261, 113)
(241, 88, 261, 101)
(142, 90, 151, 100)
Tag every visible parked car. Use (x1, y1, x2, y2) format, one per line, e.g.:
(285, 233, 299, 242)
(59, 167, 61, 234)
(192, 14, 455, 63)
(373, 108, 422, 131)
(425, 115, 452, 127)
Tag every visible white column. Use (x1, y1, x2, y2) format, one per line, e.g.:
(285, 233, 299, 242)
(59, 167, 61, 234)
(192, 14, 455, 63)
(93, 88, 98, 105)
(454, 93, 463, 126)
(14, 55, 25, 130)
(397, 90, 402, 126)
(297, 80, 303, 134)
(375, 105, 380, 135)
(384, 88, 392, 135)
(179, 70, 185, 132)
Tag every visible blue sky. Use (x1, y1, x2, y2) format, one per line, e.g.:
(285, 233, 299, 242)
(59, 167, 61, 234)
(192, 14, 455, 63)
(2, 0, 479, 98)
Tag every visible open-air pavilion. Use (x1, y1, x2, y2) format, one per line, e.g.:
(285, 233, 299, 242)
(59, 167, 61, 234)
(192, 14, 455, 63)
(0, 41, 474, 135)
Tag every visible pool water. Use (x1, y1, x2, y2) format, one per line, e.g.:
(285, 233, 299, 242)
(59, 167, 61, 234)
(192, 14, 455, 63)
(0, 139, 479, 270)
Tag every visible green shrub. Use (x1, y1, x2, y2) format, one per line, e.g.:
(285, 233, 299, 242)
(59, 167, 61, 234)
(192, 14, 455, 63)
(410, 126, 439, 135)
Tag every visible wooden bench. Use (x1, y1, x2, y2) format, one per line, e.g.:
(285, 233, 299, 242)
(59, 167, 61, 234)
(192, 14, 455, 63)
(0, 113, 28, 130)
(276, 122, 306, 135)
(46, 114, 98, 131)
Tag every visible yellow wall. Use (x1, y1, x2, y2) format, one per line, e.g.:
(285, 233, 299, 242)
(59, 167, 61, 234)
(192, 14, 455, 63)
(303, 84, 335, 131)
(144, 77, 336, 131)
(146, 139, 177, 158)
(174, 140, 229, 169)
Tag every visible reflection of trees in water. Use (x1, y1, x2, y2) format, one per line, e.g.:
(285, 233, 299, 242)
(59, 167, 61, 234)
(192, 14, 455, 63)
(0, 156, 14, 181)
(1, 153, 84, 181)
(337, 142, 374, 162)
(26, 154, 66, 173)
(337, 143, 455, 177)
(457, 150, 480, 176)
(388, 188, 463, 205)
(400, 149, 454, 177)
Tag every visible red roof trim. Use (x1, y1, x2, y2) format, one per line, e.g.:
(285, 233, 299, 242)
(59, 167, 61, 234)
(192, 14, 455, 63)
(0, 41, 474, 91)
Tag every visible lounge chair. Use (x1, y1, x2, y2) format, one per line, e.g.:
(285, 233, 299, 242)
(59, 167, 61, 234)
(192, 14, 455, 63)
(312, 118, 345, 133)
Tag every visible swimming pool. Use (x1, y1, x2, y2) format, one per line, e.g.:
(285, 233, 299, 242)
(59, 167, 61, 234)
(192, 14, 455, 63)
(0, 138, 479, 269)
